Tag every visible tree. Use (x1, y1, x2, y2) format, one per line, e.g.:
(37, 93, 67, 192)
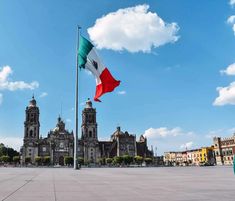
(25, 157, 31, 164)
(13, 156, 20, 164)
(134, 156, 143, 165)
(98, 158, 105, 165)
(35, 156, 42, 166)
(145, 158, 153, 165)
(1, 155, 10, 163)
(0, 143, 5, 156)
(43, 156, 50, 166)
(123, 155, 133, 165)
(106, 158, 113, 165)
(112, 156, 123, 165)
(0, 143, 19, 162)
(77, 157, 84, 165)
(64, 156, 73, 166)
(84, 159, 91, 166)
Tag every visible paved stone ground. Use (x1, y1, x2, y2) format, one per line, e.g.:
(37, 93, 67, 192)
(0, 166, 234, 201)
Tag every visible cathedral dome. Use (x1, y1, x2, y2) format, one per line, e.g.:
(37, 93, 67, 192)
(111, 126, 124, 140)
(53, 116, 65, 132)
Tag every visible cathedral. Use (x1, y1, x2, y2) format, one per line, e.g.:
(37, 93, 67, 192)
(22, 96, 74, 165)
(22, 97, 153, 165)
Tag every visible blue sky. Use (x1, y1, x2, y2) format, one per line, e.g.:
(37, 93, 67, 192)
(1, 0, 235, 155)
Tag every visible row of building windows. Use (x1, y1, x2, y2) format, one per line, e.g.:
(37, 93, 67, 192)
(216, 150, 233, 156)
(223, 156, 234, 160)
(221, 140, 235, 146)
(82, 130, 96, 138)
(82, 114, 95, 123)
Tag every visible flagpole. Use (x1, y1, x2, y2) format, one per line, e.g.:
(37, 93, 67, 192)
(74, 25, 81, 170)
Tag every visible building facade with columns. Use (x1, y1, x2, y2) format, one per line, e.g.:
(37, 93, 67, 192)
(22, 97, 153, 165)
(213, 135, 235, 165)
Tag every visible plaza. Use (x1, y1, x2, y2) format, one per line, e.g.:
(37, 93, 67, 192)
(0, 166, 234, 201)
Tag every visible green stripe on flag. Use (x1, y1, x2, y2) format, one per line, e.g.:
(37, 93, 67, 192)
(78, 36, 94, 68)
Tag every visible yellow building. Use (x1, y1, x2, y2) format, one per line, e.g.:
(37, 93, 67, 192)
(191, 149, 200, 165)
(200, 146, 214, 165)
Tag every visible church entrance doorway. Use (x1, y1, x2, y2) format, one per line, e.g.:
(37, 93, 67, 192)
(59, 156, 64, 166)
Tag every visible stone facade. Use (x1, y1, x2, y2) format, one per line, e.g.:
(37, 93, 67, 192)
(22, 97, 74, 165)
(78, 99, 153, 163)
(22, 97, 153, 165)
(78, 99, 100, 163)
(213, 135, 235, 165)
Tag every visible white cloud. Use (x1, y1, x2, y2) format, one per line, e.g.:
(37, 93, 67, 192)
(0, 137, 23, 151)
(227, 15, 235, 24)
(220, 63, 235, 75)
(39, 92, 48, 98)
(229, 0, 235, 7)
(232, 24, 235, 34)
(180, 141, 193, 149)
(0, 81, 39, 91)
(88, 4, 179, 53)
(205, 128, 235, 139)
(0, 65, 12, 82)
(0, 93, 2, 105)
(117, 90, 126, 95)
(0, 66, 39, 91)
(215, 63, 235, 106)
(213, 82, 235, 106)
(227, 15, 235, 35)
(142, 127, 202, 155)
(143, 127, 187, 139)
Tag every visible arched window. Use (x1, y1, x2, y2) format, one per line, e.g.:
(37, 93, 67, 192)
(26, 128, 29, 137)
(89, 131, 92, 138)
(29, 130, 33, 137)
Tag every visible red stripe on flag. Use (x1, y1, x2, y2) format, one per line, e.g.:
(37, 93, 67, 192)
(94, 68, 120, 102)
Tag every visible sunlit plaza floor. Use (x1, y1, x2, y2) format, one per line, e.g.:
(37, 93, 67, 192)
(0, 166, 234, 201)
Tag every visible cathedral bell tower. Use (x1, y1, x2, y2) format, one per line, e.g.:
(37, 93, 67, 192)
(81, 99, 97, 140)
(81, 98, 100, 163)
(24, 96, 40, 140)
(22, 96, 40, 164)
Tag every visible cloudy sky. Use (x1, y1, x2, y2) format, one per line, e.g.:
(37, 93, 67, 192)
(1, 0, 235, 155)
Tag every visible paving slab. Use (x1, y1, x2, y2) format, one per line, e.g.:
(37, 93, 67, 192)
(0, 166, 234, 201)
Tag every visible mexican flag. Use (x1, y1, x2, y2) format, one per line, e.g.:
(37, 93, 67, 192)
(78, 35, 120, 102)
